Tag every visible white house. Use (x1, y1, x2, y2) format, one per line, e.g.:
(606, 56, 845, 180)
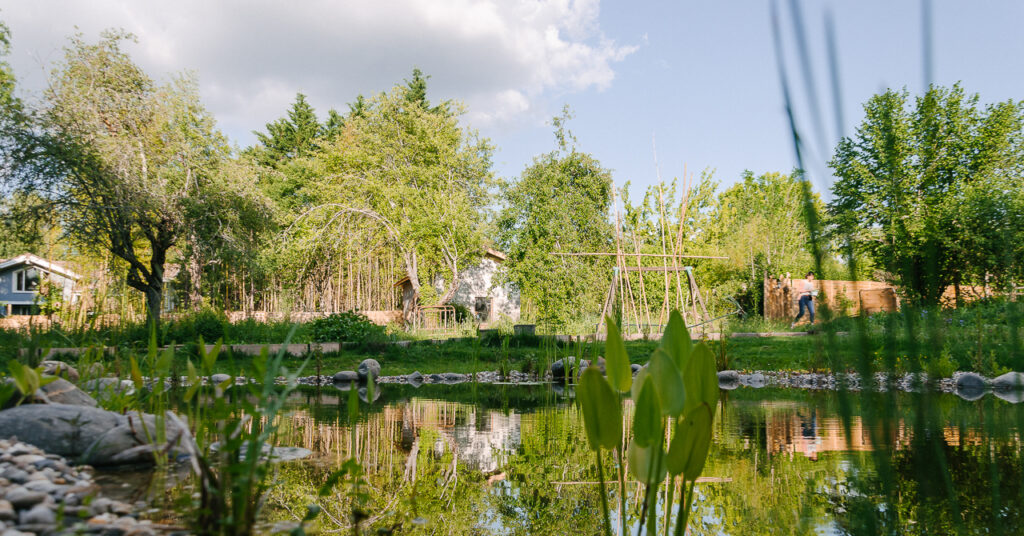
(396, 248, 521, 324)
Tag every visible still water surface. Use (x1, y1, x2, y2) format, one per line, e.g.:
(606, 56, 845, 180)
(103, 383, 1024, 535)
(253, 383, 1024, 535)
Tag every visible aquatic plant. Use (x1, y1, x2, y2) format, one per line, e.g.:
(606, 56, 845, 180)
(577, 310, 719, 535)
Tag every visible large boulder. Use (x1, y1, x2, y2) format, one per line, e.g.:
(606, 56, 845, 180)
(992, 372, 1024, 391)
(357, 359, 381, 382)
(332, 370, 359, 383)
(0, 404, 186, 465)
(0, 404, 120, 458)
(407, 371, 424, 387)
(717, 370, 740, 390)
(36, 378, 97, 407)
(40, 361, 79, 382)
(955, 372, 988, 392)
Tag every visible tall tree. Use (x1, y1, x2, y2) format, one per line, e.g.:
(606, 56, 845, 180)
(829, 84, 1024, 305)
(498, 108, 615, 326)
(253, 93, 323, 165)
(295, 83, 493, 319)
(9, 31, 233, 329)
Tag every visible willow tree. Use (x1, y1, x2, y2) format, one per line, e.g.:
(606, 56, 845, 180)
(17, 31, 232, 329)
(298, 85, 493, 317)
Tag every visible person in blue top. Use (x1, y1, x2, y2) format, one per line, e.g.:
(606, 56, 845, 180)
(790, 271, 816, 328)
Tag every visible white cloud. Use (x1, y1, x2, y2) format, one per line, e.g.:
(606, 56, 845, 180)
(0, 0, 636, 142)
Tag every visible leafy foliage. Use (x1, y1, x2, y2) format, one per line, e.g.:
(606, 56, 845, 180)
(498, 108, 614, 326)
(309, 311, 384, 343)
(829, 84, 1024, 306)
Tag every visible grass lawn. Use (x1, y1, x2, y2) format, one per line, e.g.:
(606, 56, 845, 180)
(206, 335, 836, 377)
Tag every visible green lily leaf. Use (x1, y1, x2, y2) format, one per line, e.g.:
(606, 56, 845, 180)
(649, 348, 687, 417)
(577, 366, 622, 451)
(628, 438, 667, 485)
(666, 404, 713, 479)
(660, 310, 692, 369)
(683, 342, 720, 416)
(184, 360, 201, 403)
(632, 377, 663, 448)
(604, 316, 632, 393)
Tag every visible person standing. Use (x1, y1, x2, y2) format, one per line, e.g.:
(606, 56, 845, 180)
(791, 271, 816, 328)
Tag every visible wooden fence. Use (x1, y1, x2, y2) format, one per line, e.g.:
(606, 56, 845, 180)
(764, 276, 897, 320)
(763, 275, 1004, 320)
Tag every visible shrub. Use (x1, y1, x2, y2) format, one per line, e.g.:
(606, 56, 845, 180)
(310, 311, 384, 343)
(193, 308, 227, 342)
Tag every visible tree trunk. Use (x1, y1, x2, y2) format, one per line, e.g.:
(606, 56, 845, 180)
(187, 233, 203, 310)
(402, 250, 421, 325)
(145, 285, 162, 334)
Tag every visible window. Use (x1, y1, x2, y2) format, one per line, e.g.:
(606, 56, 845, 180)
(11, 304, 40, 316)
(14, 268, 41, 292)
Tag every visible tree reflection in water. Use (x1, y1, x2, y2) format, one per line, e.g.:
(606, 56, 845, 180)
(251, 384, 1021, 535)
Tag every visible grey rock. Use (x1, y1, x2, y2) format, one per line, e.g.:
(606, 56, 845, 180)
(992, 372, 1024, 391)
(592, 357, 607, 374)
(0, 405, 121, 459)
(955, 372, 988, 392)
(332, 370, 359, 383)
(40, 361, 79, 382)
(740, 373, 767, 388)
(717, 370, 740, 390)
(357, 359, 381, 382)
(994, 390, 1024, 404)
(0, 404, 185, 466)
(331, 381, 353, 392)
(408, 371, 424, 387)
(22, 480, 60, 495)
(18, 504, 55, 525)
(210, 373, 232, 385)
(82, 378, 135, 398)
(358, 385, 382, 403)
(88, 497, 112, 516)
(439, 373, 469, 383)
(631, 364, 642, 375)
(36, 378, 98, 407)
(266, 446, 313, 462)
(428, 374, 444, 382)
(4, 487, 46, 509)
(550, 359, 565, 378)
(1, 468, 29, 484)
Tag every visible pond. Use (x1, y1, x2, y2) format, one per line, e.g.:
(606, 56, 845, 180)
(104, 383, 1024, 535)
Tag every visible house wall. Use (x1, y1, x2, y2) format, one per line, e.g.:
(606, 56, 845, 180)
(451, 258, 521, 322)
(0, 266, 76, 312)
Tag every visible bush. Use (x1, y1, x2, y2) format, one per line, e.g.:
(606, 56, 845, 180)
(193, 308, 227, 342)
(310, 311, 384, 343)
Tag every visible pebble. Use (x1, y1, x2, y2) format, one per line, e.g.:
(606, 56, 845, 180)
(0, 439, 144, 534)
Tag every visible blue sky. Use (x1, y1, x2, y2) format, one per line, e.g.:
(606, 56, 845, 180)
(3, 1, 1023, 200)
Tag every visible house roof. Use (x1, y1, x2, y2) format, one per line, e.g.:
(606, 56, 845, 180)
(0, 253, 82, 280)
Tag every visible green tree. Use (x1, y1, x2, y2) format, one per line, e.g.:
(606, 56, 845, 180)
(253, 93, 323, 164)
(829, 84, 1024, 306)
(295, 84, 493, 317)
(498, 108, 615, 326)
(10, 31, 237, 329)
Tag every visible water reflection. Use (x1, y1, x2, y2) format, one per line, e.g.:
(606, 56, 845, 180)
(255, 385, 1023, 534)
